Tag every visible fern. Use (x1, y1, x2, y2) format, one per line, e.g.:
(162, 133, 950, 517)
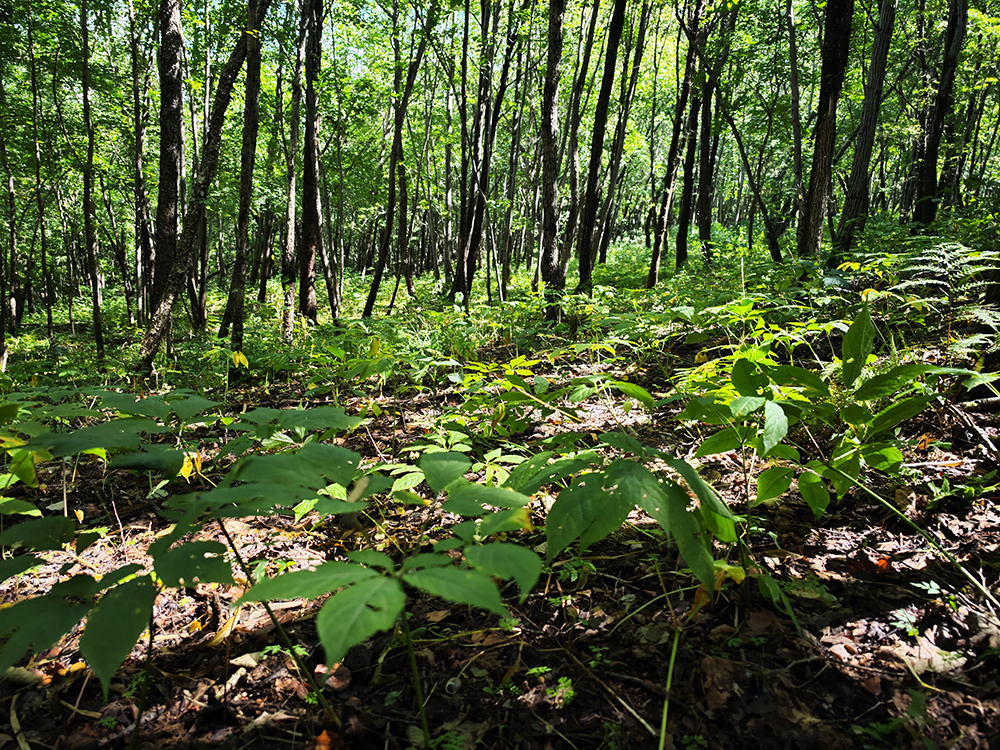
(890, 242, 1000, 363)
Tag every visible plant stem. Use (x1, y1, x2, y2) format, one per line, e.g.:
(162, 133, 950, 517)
(127, 613, 154, 750)
(217, 520, 342, 728)
(399, 610, 432, 748)
(658, 626, 681, 750)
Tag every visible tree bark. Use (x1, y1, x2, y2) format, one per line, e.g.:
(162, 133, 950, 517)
(797, 0, 854, 257)
(833, 0, 896, 259)
(138, 0, 272, 373)
(575, 0, 628, 293)
(280, 2, 306, 344)
(299, 0, 322, 323)
(539, 0, 566, 314)
(81, 0, 105, 358)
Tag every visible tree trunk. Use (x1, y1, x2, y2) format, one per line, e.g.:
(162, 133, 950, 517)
(27, 10, 54, 340)
(280, 2, 306, 344)
(138, 0, 272, 373)
(299, 0, 322, 324)
(797, 0, 854, 257)
(81, 0, 105, 358)
(219, 0, 262, 379)
(127, 0, 154, 325)
(912, 0, 968, 225)
(576, 0, 628, 293)
(539, 0, 566, 315)
(833, 0, 896, 260)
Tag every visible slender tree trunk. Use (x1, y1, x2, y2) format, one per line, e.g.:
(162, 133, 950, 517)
(27, 11, 54, 340)
(281, 2, 306, 343)
(219, 0, 261, 378)
(540, 0, 566, 316)
(797, 0, 854, 257)
(153, 0, 183, 313)
(833, 0, 896, 259)
(912, 0, 968, 225)
(138, 0, 272, 373)
(81, 0, 105, 358)
(576, 0, 628, 293)
(299, 0, 322, 323)
(127, 0, 154, 325)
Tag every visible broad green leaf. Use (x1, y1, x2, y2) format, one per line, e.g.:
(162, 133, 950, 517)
(0, 403, 22, 426)
(730, 396, 765, 419)
(316, 577, 405, 666)
(399, 552, 452, 572)
(503, 453, 591, 495)
(347, 550, 396, 570)
(109, 447, 187, 475)
(695, 425, 753, 457)
(0, 516, 76, 551)
(841, 403, 873, 427)
(0, 498, 40, 516)
(447, 484, 531, 509)
(732, 359, 768, 396)
(0, 554, 42, 583)
(35, 418, 161, 457)
(610, 380, 655, 409)
(241, 561, 379, 603)
(403, 566, 507, 615)
(477, 507, 533, 537)
(798, 471, 830, 517)
(661, 458, 737, 543)
(154, 541, 234, 587)
(80, 576, 157, 697)
(663, 481, 715, 590)
(7, 447, 48, 487)
(166, 395, 220, 424)
(421, 452, 472, 493)
(868, 395, 935, 436)
(766, 444, 801, 462)
(841, 304, 875, 388)
(828, 446, 861, 498)
(768, 365, 830, 397)
(544, 475, 605, 560)
(677, 396, 731, 425)
(599, 431, 645, 455)
(391, 471, 425, 493)
(853, 364, 936, 400)
(464, 543, 542, 601)
(276, 406, 362, 433)
(578, 460, 645, 551)
(100, 393, 171, 421)
(761, 401, 789, 455)
(0, 596, 89, 673)
(442, 492, 487, 516)
(755, 467, 794, 505)
(862, 444, 904, 473)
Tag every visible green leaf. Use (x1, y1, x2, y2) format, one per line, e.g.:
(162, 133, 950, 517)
(477, 507, 533, 537)
(421, 452, 472, 493)
(663, 482, 715, 590)
(0, 498, 40, 516)
(599, 431, 645, 455)
(34, 418, 161, 457)
(109, 447, 187, 475)
(755, 467, 794, 505)
(276, 405, 363, 433)
(695, 425, 754, 457)
(241, 561, 379, 603)
(503, 453, 591, 494)
(464, 543, 542, 602)
(730, 396, 765, 419)
(862, 444, 904, 473)
(853, 364, 936, 400)
(760, 401, 789, 455)
(0, 516, 76, 551)
(661, 458, 737, 543)
(544, 475, 605, 560)
(154, 541, 234, 587)
(347, 550, 396, 570)
(166, 395, 220, 423)
(610, 380, 655, 409)
(0, 554, 43, 583)
(842, 304, 875, 388)
(768, 365, 830, 397)
(731, 358, 768, 396)
(868, 396, 935, 436)
(0, 596, 89, 673)
(798, 471, 830, 517)
(316, 577, 405, 666)
(841, 403, 873, 427)
(80, 576, 157, 698)
(447, 484, 531, 510)
(391, 471, 425, 492)
(403, 567, 507, 615)
(100, 393, 171, 421)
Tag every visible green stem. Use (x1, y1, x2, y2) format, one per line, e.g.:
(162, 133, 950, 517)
(217, 520, 342, 728)
(658, 626, 681, 750)
(127, 613, 155, 750)
(825, 464, 1000, 612)
(399, 610, 432, 748)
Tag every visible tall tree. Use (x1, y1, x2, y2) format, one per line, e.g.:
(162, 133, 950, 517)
(27, 9, 54, 339)
(539, 0, 566, 315)
(81, 0, 105, 358)
(912, 0, 968, 225)
(797, 0, 854, 257)
(138, 0, 272, 373)
(576, 0, 628, 293)
(833, 0, 897, 259)
(153, 0, 183, 315)
(299, 0, 322, 324)
(127, 0, 155, 324)
(219, 0, 262, 365)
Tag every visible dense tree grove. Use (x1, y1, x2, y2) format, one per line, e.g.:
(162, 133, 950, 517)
(0, 0, 997, 365)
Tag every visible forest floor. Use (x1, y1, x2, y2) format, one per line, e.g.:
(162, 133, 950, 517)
(1, 363, 999, 750)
